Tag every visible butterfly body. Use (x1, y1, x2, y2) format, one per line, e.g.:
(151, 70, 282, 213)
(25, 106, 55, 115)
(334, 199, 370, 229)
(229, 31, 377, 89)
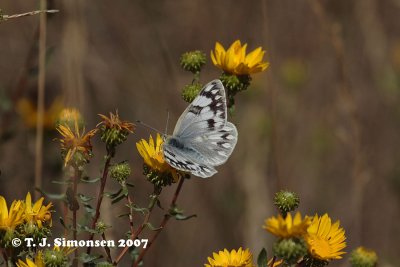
(162, 80, 238, 178)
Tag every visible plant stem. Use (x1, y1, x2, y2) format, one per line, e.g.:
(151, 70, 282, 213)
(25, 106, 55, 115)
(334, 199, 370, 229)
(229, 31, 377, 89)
(72, 168, 82, 266)
(0, 10, 58, 22)
(132, 177, 185, 267)
(34, 0, 47, 200)
(113, 192, 159, 265)
(102, 233, 113, 263)
(87, 152, 112, 254)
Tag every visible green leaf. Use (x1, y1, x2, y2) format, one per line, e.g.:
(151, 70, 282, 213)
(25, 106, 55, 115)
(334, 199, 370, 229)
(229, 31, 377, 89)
(51, 180, 71, 185)
(257, 248, 268, 267)
(81, 177, 101, 183)
(126, 204, 148, 215)
(78, 253, 101, 263)
(36, 189, 65, 200)
(117, 213, 131, 218)
(59, 217, 69, 230)
(144, 222, 162, 231)
(78, 193, 94, 203)
(104, 188, 122, 199)
(174, 213, 197, 221)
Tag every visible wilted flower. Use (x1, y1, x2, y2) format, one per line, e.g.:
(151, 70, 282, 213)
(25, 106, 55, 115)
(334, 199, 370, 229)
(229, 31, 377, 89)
(98, 111, 135, 147)
(57, 108, 83, 129)
(56, 119, 97, 166)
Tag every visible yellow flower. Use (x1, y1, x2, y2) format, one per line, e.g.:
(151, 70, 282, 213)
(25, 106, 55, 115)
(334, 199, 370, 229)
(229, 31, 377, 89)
(16, 97, 63, 129)
(263, 212, 311, 238)
(56, 119, 98, 166)
(57, 108, 83, 127)
(211, 40, 269, 75)
(205, 248, 255, 267)
(16, 252, 44, 267)
(268, 258, 283, 267)
(136, 134, 177, 177)
(305, 213, 346, 260)
(0, 196, 25, 230)
(24, 192, 52, 228)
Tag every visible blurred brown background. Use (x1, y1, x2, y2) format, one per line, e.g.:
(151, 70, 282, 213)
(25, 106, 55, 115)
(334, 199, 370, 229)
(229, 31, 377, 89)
(1, 0, 400, 266)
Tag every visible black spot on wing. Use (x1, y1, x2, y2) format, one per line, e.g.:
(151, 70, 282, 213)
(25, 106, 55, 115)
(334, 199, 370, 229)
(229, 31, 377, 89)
(188, 105, 202, 115)
(207, 119, 215, 129)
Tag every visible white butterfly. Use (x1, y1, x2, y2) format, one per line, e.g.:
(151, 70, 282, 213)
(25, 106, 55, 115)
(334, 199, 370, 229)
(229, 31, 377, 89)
(163, 79, 238, 178)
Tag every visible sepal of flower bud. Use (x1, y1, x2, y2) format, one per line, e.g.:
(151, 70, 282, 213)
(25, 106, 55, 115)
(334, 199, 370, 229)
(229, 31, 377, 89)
(182, 83, 202, 103)
(350, 247, 378, 267)
(110, 162, 131, 184)
(274, 190, 300, 217)
(180, 50, 206, 73)
(273, 238, 307, 265)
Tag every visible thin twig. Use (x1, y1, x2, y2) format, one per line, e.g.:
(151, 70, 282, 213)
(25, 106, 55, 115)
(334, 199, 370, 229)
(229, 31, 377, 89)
(34, 0, 48, 200)
(72, 168, 82, 262)
(132, 177, 185, 267)
(87, 152, 113, 254)
(1, 249, 8, 267)
(113, 192, 159, 265)
(102, 233, 113, 263)
(0, 10, 58, 22)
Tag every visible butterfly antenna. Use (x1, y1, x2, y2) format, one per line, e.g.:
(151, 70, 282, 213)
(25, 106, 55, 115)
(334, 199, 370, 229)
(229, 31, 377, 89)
(165, 109, 170, 135)
(136, 120, 163, 134)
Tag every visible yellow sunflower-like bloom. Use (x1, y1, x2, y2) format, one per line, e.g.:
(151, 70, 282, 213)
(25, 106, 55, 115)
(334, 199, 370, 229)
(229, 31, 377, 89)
(305, 213, 346, 260)
(0, 196, 25, 231)
(24, 192, 52, 228)
(268, 258, 283, 267)
(136, 134, 178, 181)
(16, 251, 44, 267)
(16, 97, 63, 129)
(205, 248, 255, 267)
(211, 40, 269, 75)
(263, 212, 311, 238)
(56, 119, 98, 166)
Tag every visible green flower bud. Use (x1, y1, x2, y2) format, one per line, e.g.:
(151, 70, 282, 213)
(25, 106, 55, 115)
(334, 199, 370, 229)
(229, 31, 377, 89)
(143, 164, 176, 188)
(182, 83, 202, 103)
(43, 248, 68, 267)
(100, 127, 130, 147)
(110, 162, 131, 184)
(350, 247, 378, 267)
(95, 220, 109, 234)
(220, 73, 251, 94)
(274, 190, 300, 217)
(98, 112, 135, 148)
(180, 50, 206, 73)
(273, 238, 307, 265)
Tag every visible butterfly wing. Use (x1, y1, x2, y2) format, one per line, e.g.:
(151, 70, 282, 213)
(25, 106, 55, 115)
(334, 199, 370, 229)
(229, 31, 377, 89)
(163, 143, 217, 178)
(163, 79, 238, 178)
(174, 122, 237, 167)
(173, 80, 227, 139)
